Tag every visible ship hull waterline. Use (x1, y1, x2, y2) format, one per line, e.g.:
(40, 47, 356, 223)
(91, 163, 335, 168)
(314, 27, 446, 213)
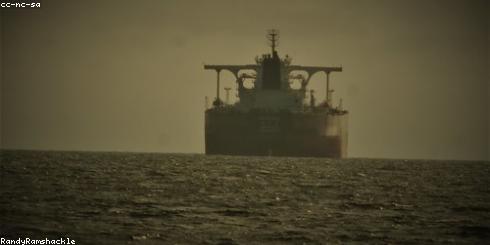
(205, 110, 348, 158)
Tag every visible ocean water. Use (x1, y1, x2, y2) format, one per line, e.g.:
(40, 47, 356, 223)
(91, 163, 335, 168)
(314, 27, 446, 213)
(0, 150, 489, 244)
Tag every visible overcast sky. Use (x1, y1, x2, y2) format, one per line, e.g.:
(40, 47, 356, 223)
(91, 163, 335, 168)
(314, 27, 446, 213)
(1, 0, 488, 160)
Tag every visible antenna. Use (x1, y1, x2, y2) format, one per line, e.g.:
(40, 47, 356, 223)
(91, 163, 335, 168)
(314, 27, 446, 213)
(267, 29, 279, 53)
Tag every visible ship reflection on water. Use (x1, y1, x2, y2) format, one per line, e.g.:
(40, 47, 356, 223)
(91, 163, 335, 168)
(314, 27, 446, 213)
(1, 150, 489, 244)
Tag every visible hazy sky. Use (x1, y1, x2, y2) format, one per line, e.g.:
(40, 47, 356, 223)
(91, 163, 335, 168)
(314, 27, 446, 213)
(1, 0, 488, 160)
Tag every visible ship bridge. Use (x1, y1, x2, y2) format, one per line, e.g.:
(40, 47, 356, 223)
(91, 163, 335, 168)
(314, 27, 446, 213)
(204, 30, 343, 110)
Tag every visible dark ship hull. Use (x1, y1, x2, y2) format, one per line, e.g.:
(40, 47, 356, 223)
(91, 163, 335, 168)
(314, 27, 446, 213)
(205, 110, 348, 158)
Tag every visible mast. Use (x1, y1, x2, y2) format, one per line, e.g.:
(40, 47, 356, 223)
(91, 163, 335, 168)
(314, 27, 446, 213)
(267, 29, 279, 53)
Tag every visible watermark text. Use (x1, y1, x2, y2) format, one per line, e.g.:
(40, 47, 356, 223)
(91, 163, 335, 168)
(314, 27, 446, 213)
(0, 237, 75, 245)
(1, 2, 41, 8)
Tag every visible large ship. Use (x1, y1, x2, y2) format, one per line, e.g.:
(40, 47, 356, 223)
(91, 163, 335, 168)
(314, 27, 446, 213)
(204, 30, 348, 158)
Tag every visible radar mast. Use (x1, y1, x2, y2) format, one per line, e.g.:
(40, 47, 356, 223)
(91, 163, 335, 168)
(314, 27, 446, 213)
(267, 29, 279, 53)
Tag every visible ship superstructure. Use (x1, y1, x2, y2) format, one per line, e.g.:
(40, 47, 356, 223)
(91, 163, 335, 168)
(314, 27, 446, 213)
(204, 30, 348, 157)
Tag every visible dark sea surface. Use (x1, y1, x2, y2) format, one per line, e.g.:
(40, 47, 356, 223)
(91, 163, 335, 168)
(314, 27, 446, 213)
(0, 150, 489, 244)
